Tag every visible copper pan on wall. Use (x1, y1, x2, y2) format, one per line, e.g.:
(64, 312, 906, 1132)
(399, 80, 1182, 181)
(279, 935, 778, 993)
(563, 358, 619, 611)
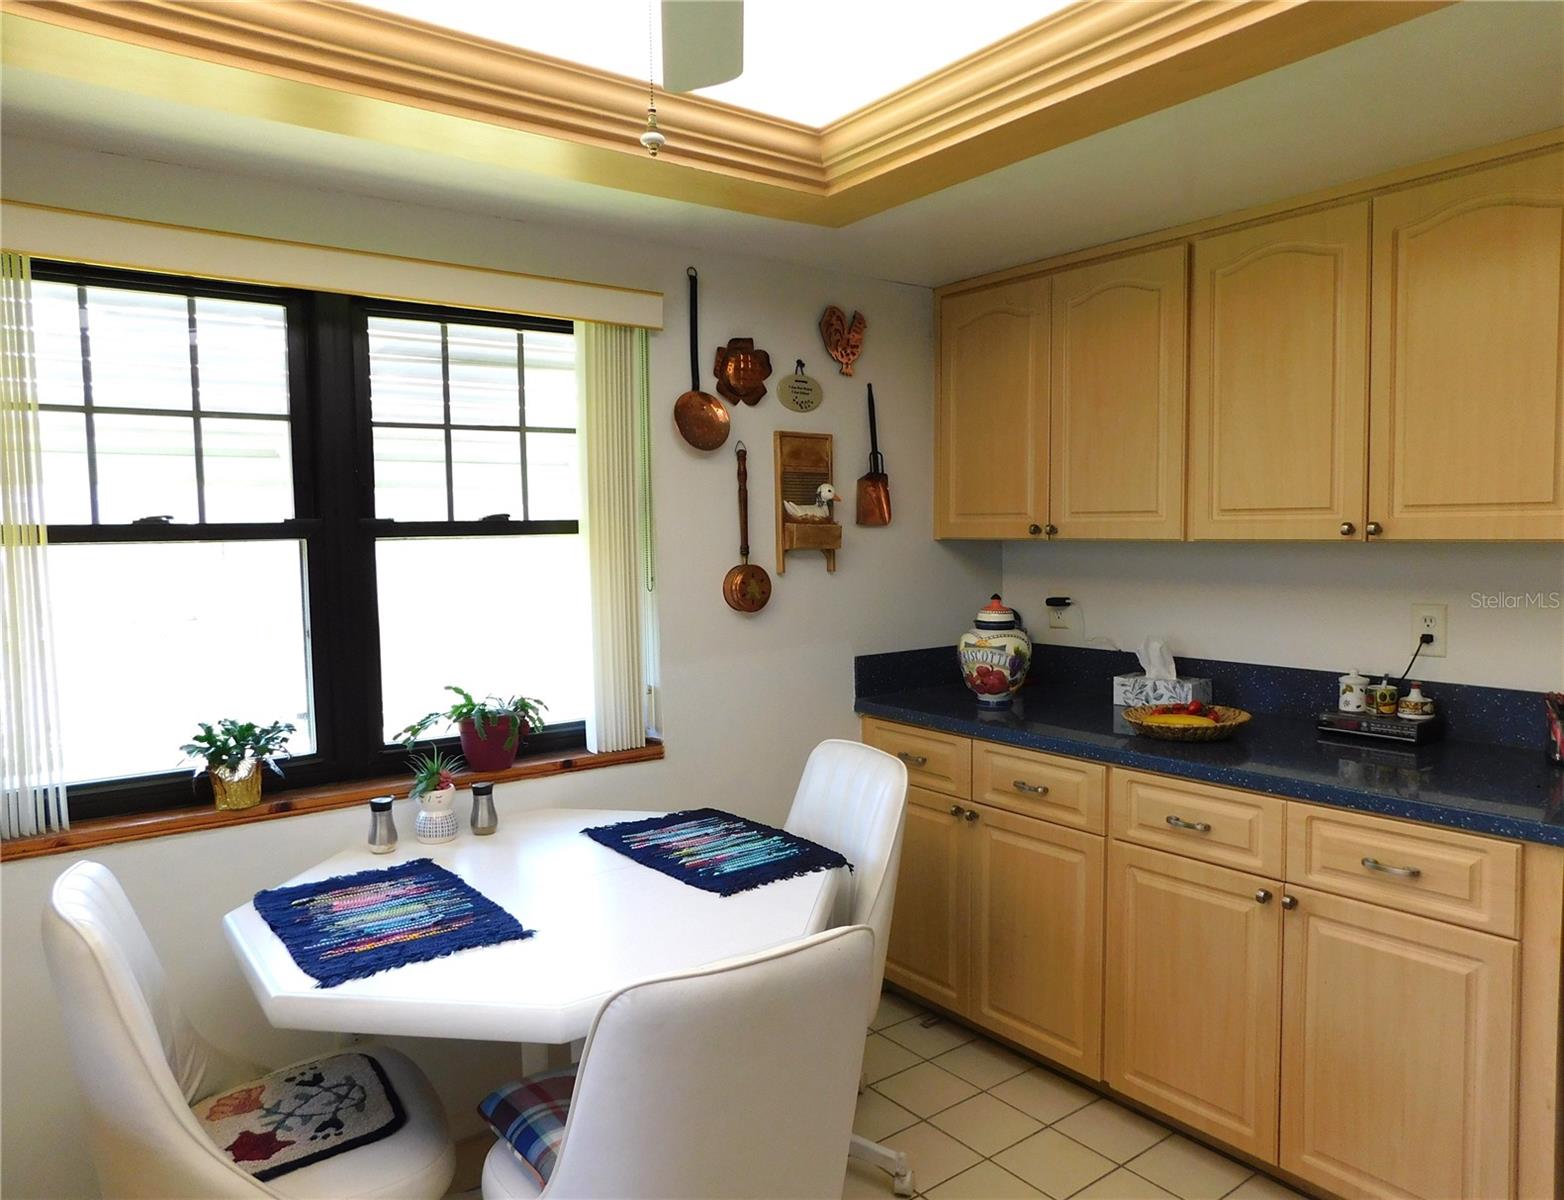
(673, 267, 729, 451)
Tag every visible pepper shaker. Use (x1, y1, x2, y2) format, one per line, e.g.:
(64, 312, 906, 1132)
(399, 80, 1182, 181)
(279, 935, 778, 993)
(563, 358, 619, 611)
(470, 781, 498, 836)
(367, 796, 398, 854)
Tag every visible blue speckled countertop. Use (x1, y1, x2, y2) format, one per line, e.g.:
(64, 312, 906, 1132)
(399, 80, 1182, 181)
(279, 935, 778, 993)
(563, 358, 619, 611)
(857, 685, 1564, 846)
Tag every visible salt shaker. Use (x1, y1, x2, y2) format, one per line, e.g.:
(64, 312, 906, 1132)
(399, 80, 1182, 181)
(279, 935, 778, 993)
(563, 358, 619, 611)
(367, 796, 398, 854)
(470, 781, 498, 836)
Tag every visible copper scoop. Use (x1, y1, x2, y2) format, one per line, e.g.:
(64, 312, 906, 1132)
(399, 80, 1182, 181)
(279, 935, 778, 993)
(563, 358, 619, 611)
(855, 383, 892, 526)
(674, 267, 729, 451)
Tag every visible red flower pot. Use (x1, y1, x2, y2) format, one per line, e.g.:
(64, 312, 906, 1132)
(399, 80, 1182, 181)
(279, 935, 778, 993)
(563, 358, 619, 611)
(458, 716, 527, 772)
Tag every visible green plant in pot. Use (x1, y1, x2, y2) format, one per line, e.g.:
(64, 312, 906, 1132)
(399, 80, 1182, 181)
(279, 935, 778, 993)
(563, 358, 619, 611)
(407, 746, 464, 844)
(180, 719, 295, 811)
(398, 687, 547, 772)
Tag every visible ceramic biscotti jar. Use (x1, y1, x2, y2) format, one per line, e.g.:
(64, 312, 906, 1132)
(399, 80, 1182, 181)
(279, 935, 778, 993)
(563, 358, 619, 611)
(959, 594, 1032, 708)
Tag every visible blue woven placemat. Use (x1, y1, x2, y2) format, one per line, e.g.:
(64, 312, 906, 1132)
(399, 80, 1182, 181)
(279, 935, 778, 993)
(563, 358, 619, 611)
(253, 858, 533, 987)
(582, 808, 850, 896)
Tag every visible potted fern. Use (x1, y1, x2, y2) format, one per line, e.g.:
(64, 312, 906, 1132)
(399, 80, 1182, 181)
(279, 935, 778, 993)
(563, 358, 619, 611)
(398, 686, 547, 772)
(181, 719, 295, 811)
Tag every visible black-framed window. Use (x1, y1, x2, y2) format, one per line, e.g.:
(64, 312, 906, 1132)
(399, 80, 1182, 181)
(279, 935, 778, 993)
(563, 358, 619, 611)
(33, 261, 587, 819)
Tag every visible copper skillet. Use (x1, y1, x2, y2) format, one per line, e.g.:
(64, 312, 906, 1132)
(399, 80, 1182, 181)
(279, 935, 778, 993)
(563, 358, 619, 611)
(723, 442, 771, 613)
(673, 267, 729, 451)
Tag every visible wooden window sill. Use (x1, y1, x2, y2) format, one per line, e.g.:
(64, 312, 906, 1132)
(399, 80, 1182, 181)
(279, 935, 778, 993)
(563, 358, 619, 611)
(0, 740, 663, 863)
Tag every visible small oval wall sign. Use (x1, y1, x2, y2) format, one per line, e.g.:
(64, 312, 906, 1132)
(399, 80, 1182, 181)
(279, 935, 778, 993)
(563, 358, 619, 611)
(778, 360, 823, 413)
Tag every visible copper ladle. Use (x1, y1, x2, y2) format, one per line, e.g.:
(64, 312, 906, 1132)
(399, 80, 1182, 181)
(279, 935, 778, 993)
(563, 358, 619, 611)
(673, 267, 729, 451)
(723, 442, 771, 613)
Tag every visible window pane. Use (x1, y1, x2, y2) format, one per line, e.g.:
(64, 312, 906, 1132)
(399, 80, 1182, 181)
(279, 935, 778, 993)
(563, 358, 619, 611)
(373, 426, 447, 520)
(448, 323, 519, 427)
(93, 413, 197, 523)
(452, 429, 522, 520)
(195, 297, 289, 414)
(377, 534, 588, 742)
(84, 286, 192, 410)
(49, 540, 315, 783)
(525, 431, 579, 520)
(33, 281, 85, 408)
(202, 418, 294, 522)
(523, 329, 577, 429)
(38, 410, 92, 524)
(368, 316, 443, 424)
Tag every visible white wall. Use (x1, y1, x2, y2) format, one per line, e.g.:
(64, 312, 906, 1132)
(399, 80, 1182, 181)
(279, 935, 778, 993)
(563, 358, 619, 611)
(1004, 541, 1564, 692)
(0, 139, 998, 1199)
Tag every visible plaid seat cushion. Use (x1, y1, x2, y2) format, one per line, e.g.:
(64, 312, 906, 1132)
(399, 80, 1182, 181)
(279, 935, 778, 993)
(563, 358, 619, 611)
(478, 1066, 578, 1186)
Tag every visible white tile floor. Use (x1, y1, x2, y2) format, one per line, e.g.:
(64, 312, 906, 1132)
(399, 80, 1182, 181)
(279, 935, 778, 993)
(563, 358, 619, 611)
(846, 992, 1312, 1200)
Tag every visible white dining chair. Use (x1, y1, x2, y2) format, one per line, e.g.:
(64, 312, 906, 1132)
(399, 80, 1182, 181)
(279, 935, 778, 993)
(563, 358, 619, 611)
(42, 860, 456, 1200)
(784, 738, 912, 1195)
(480, 925, 874, 1199)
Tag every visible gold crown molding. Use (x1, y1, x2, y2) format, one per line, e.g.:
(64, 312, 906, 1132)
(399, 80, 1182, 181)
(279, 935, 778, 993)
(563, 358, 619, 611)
(2, 0, 1448, 227)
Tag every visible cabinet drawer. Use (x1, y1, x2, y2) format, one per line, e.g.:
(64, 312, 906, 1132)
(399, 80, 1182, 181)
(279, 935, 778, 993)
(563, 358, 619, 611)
(1110, 769, 1284, 877)
(861, 718, 971, 799)
(1286, 805, 1520, 937)
(972, 742, 1106, 833)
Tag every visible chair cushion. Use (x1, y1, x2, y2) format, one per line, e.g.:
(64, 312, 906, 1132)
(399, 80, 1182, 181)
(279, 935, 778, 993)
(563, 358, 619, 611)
(193, 1051, 405, 1181)
(477, 1066, 578, 1187)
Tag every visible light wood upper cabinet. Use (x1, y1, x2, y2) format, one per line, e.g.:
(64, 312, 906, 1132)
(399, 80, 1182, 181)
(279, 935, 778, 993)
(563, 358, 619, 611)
(1280, 885, 1517, 1200)
(1189, 203, 1370, 540)
(1049, 246, 1187, 539)
(968, 802, 1104, 1077)
(1369, 150, 1564, 540)
(1105, 840, 1282, 1160)
(883, 786, 967, 1011)
(935, 278, 1051, 538)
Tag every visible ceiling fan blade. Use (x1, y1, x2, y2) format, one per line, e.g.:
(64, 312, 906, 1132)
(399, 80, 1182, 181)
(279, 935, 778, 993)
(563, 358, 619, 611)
(660, 0, 743, 94)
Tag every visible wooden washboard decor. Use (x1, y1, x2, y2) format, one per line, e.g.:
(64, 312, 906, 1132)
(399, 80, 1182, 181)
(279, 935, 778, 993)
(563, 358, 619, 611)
(774, 431, 841, 573)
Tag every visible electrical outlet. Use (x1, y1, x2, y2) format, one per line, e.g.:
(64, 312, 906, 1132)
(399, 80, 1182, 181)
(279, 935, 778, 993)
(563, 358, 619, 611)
(1047, 606, 1071, 631)
(1411, 603, 1447, 658)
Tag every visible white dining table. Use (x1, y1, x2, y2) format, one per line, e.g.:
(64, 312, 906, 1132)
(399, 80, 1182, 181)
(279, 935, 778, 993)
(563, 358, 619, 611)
(223, 807, 847, 1045)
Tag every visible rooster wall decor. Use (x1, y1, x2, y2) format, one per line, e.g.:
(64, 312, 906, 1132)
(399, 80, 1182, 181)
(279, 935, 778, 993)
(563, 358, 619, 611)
(818, 306, 867, 376)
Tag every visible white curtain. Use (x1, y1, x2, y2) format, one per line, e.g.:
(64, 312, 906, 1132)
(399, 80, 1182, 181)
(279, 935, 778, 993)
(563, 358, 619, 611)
(578, 322, 657, 753)
(0, 252, 69, 838)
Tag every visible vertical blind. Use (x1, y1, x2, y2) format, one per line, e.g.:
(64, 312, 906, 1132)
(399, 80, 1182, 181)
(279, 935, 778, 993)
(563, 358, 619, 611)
(0, 252, 69, 838)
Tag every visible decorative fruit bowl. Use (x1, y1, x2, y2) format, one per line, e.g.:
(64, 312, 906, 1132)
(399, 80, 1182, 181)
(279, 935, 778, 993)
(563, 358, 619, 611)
(1122, 702, 1251, 742)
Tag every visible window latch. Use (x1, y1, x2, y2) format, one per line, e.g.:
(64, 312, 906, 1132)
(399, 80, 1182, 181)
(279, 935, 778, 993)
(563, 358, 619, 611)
(480, 512, 512, 523)
(131, 514, 175, 525)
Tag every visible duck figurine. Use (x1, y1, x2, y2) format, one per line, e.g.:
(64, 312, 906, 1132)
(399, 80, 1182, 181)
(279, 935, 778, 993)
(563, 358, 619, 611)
(784, 483, 839, 522)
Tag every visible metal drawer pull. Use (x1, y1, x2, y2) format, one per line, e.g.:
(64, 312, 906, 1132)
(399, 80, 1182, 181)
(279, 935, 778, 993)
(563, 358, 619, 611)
(1361, 856, 1421, 879)
(1012, 779, 1049, 795)
(897, 752, 928, 767)
(1281, 894, 1298, 910)
(1165, 815, 1212, 833)
(1255, 889, 1272, 905)
(964, 809, 980, 823)
(949, 805, 964, 817)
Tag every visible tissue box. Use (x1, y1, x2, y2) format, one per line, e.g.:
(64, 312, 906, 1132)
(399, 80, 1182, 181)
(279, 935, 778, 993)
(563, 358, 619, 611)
(1113, 674, 1212, 707)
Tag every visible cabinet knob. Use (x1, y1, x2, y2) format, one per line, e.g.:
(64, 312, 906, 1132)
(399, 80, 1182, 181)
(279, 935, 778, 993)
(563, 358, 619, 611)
(1255, 889, 1272, 905)
(1281, 894, 1299, 911)
(1339, 522, 1355, 536)
(949, 804, 964, 817)
(963, 808, 980, 823)
(1028, 523, 1042, 536)
(1366, 521, 1383, 536)
(1044, 523, 1058, 536)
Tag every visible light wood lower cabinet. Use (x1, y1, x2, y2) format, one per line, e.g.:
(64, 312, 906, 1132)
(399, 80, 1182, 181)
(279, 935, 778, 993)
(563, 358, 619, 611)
(884, 786, 968, 1012)
(1105, 841, 1281, 1159)
(1279, 885, 1517, 1200)
(969, 802, 1104, 1077)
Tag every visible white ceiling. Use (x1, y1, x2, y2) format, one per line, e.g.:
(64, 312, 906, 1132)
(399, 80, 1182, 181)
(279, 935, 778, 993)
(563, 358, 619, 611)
(359, 0, 1067, 126)
(2, 1, 1560, 287)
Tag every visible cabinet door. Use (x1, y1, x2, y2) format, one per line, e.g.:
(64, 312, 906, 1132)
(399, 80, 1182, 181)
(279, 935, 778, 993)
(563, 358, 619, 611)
(1369, 151, 1564, 540)
(884, 786, 968, 1012)
(935, 279, 1051, 539)
(1189, 203, 1370, 540)
(968, 802, 1104, 1077)
(1105, 841, 1281, 1159)
(1280, 886, 1517, 1200)
(1049, 245, 1187, 539)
